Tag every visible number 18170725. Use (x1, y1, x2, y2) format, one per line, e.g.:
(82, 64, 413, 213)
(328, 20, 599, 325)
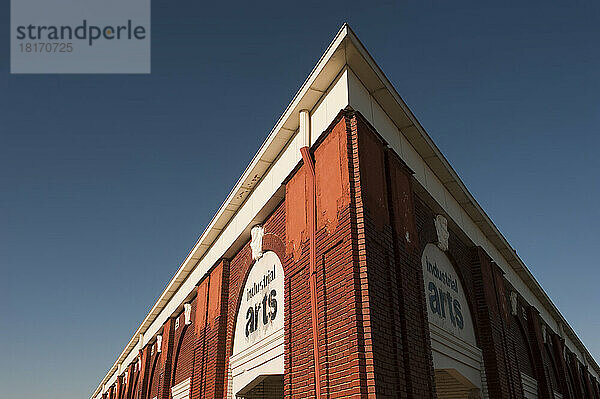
(19, 42, 73, 52)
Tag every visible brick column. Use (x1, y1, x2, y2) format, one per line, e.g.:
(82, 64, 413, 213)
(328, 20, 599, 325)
(567, 352, 585, 398)
(385, 148, 435, 398)
(191, 260, 229, 399)
(138, 344, 152, 399)
(116, 374, 123, 399)
(525, 307, 553, 399)
(207, 261, 229, 398)
(593, 376, 600, 399)
(550, 334, 573, 399)
(337, 111, 371, 398)
(583, 366, 595, 398)
(159, 318, 176, 399)
(192, 276, 209, 399)
(472, 247, 519, 398)
(349, 111, 435, 398)
(277, 110, 372, 398)
(127, 364, 135, 399)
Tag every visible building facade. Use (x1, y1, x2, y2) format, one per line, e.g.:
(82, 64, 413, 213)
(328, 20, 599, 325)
(91, 25, 600, 399)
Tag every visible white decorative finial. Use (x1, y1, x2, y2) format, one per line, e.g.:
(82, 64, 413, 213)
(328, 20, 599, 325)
(156, 335, 162, 353)
(510, 291, 518, 316)
(434, 215, 449, 251)
(138, 333, 144, 352)
(250, 225, 264, 260)
(542, 324, 547, 344)
(184, 303, 192, 325)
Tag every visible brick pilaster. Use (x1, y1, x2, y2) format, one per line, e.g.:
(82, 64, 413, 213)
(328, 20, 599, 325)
(593, 375, 600, 399)
(525, 307, 553, 399)
(191, 260, 229, 399)
(583, 366, 596, 398)
(567, 352, 585, 398)
(127, 364, 136, 399)
(191, 276, 209, 399)
(472, 247, 520, 398)
(343, 111, 372, 398)
(159, 318, 176, 399)
(349, 111, 435, 398)
(138, 344, 152, 399)
(116, 374, 123, 399)
(550, 334, 573, 398)
(385, 148, 436, 398)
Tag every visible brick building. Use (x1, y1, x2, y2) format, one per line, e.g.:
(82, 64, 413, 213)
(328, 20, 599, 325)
(91, 25, 600, 399)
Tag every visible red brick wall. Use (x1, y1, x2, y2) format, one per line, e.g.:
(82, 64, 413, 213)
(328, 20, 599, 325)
(222, 112, 373, 398)
(224, 203, 288, 397)
(191, 261, 229, 399)
(352, 113, 437, 398)
(512, 315, 535, 378)
(172, 304, 196, 387)
(543, 344, 560, 393)
(101, 108, 600, 399)
(147, 346, 160, 399)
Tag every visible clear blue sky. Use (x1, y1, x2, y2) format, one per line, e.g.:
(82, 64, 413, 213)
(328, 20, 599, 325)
(2, 2, 599, 398)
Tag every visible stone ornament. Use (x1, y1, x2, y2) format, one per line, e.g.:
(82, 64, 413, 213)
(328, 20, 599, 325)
(542, 324, 547, 344)
(435, 215, 449, 251)
(138, 333, 144, 352)
(250, 225, 264, 260)
(184, 303, 192, 325)
(156, 335, 162, 353)
(510, 291, 518, 316)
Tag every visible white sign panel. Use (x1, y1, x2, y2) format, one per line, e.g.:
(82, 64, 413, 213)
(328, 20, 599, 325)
(422, 243, 476, 346)
(231, 251, 284, 395)
(233, 251, 284, 356)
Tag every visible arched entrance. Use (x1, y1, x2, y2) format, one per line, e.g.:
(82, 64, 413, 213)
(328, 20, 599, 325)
(229, 251, 284, 398)
(422, 243, 487, 398)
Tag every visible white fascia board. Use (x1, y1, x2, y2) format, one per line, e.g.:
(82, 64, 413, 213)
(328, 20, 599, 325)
(91, 25, 351, 399)
(342, 27, 599, 377)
